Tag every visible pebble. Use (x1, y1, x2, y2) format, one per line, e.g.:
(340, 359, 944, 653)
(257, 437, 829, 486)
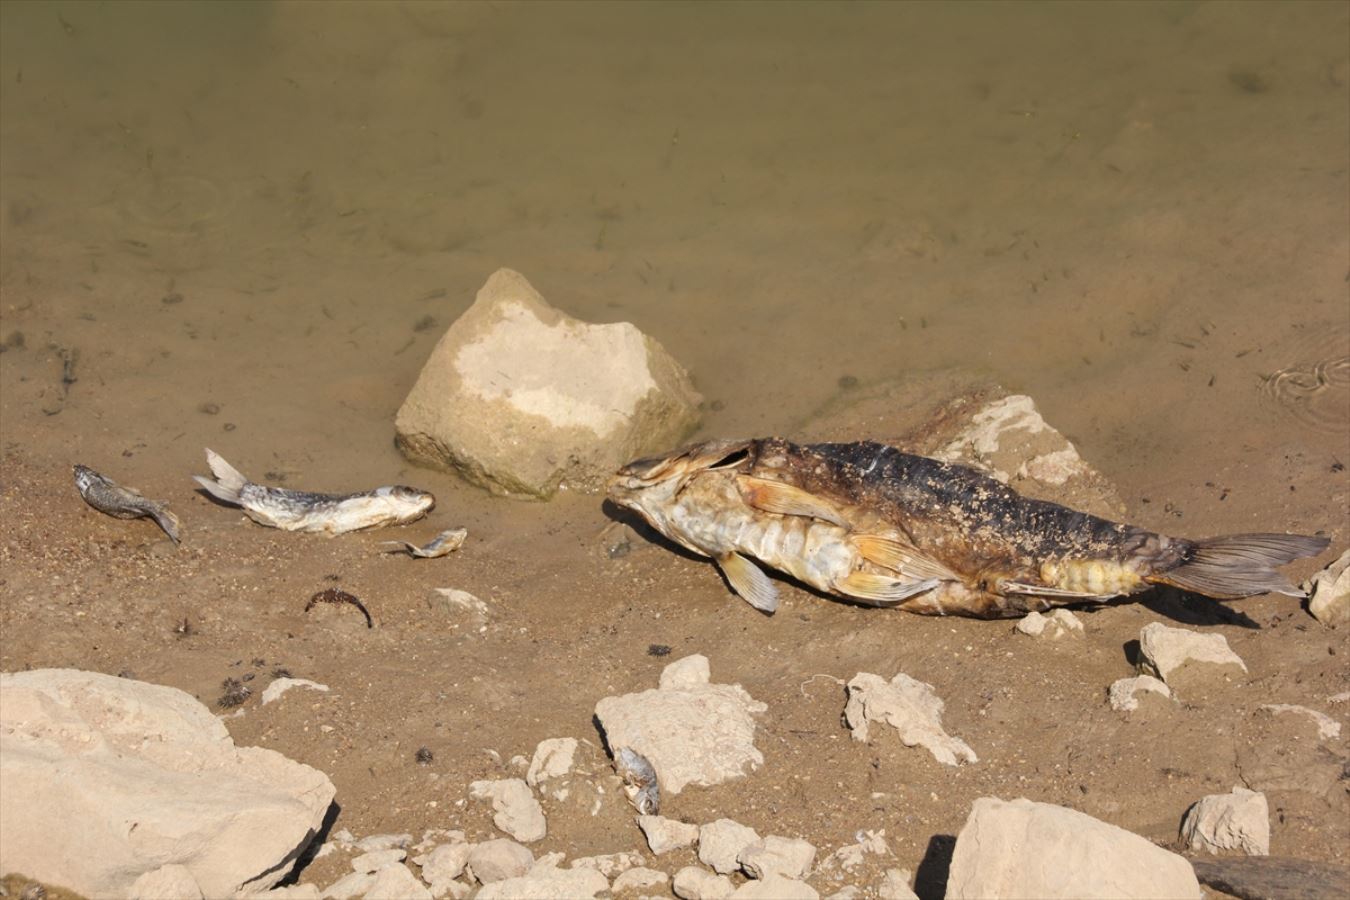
(673, 866, 736, 900)
(466, 838, 534, 884)
(638, 814, 701, 854)
(612, 867, 669, 893)
(469, 778, 547, 842)
(351, 848, 405, 874)
(1108, 675, 1172, 712)
(739, 836, 816, 880)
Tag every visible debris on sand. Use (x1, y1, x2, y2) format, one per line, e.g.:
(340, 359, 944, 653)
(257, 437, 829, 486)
(1107, 674, 1173, 712)
(1137, 622, 1246, 686)
(1181, 787, 1270, 856)
(595, 654, 766, 795)
(843, 672, 977, 766)
(260, 677, 329, 705)
(395, 267, 701, 499)
(945, 797, 1202, 899)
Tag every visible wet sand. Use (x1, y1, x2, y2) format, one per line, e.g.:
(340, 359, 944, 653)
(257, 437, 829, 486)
(2, 1, 1348, 894)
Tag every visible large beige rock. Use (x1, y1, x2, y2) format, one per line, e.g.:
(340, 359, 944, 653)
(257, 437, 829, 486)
(396, 268, 701, 498)
(946, 797, 1202, 899)
(0, 669, 335, 898)
(595, 655, 766, 795)
(1306, 548, 1349, 626)
(1180, 787, 1270, 856)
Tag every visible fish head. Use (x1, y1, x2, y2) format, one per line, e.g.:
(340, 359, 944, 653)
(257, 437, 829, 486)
(607, 439, 754, 522)
(381, 485, 436, 520)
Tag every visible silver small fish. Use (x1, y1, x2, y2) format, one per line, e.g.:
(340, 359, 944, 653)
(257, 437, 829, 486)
(381, 527, 468, 558)
(614, 746, 660, 815)
(193, 449, 434, 535)
(74, 465, 181, 542)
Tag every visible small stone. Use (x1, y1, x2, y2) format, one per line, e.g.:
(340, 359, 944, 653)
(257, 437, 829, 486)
(427, 879, 472, 900)
(129, 864, 203, 900)
(1306, 549, 1350, 626)
(877, 868, 919, 900)
(816, 830, 889, 874)
(260, 677, 330, 705)
(612, 867, 669, 893)
(570, 851, 645, 878)
(427, 588, 489, 616)
(475, 863, 609, 899)
(1181, 787, 1270, 856)
(1138, 622, 1247, 686)
(1015, 609, 1084, 638)
(413, 842, 471, 884)
(638, 814, 701, 854)
(364, 864, 432, 900)
(526, 737, 578, 786)
(469, 778, 547, 842)
(1259, 703, 1342, 739)
(673, 866, 736, 900)
(353, 833, 413, 852)
(731, 874, 819, 899)
(659, 654, 711, 689)
(699, 819, 762, 875)
(466, 839, 534, 884)
(738, 836, 816, 880)
(843, 672, 977, 765)
(352, 848, 406, 873)
(395, 268, 702, 499)
(320, 871, 376, 900)
(1108, 675, 1172, 712)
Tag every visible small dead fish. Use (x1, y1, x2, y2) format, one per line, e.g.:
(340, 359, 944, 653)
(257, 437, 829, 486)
(73, 465, 181, 542)
(381, 527, 467, 558)
(614, 746, 660, 815)
(607, 438, 1330, 619)
(193, 449, 434, 535)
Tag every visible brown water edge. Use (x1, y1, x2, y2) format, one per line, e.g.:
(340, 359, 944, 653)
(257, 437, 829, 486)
(1, 0, 1348, 893)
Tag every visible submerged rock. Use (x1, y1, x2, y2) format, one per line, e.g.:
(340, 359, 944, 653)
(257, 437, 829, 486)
(395, 268, 701, 499)
(0, 669, 335, 899)
(946, 797, 1202, 899)
(843, 672, 977, 766)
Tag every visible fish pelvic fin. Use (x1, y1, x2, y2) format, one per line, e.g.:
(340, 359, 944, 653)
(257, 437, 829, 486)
(836, 571, 941, 607)
(194, 448, 249, 505)
(1147, 533, 1330, 600)
(717, 552, 780, 614)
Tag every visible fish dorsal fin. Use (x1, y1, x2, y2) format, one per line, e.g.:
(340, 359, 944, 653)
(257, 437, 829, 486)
(851, 534, 956, 581)
(836, 571, 940, 607)
(717, 552, 780, 613)
(736, 475, 847, 527)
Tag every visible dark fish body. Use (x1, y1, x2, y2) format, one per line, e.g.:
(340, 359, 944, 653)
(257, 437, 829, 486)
(193, 449, 434, 535)
(73, 465, 181, 542)
(607, 438, 1330, 618)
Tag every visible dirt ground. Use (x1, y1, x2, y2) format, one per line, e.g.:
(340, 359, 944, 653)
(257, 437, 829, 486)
(1, 2, 1348, 897)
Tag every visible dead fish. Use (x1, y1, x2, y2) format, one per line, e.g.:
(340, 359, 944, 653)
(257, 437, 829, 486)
(614, 746, 660, 815)
(193, 449, 434, 535)
(607, 438, 1330, 618)
(381, 527, 468, 558)
(73, 465, 181, 542)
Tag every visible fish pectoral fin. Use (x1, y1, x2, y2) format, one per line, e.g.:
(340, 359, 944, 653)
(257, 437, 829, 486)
(735, 475, 848, 527)
(717, 552, 780, 614)
(836, 571, 940, 607)
(1000, 581, 1116, 600)
(851, 534, 955, 580)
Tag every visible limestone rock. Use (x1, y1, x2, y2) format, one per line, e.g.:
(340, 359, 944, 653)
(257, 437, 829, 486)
(946, 797, 1202, 899)
(1138, 622, 1247, 686)
(877, 868, 919, 900)
(129, 864, 203, 900)
(595, 655, 766, 795)
(260, 677, 329, 705)
(638, 814, 701, 854)
(320, 871, 376, 899)
(699, 819, 762, 875)
(843, 672, 977, 766)
(354, 833, 413, 853)
(1181, 787, 1270, 856)
(673, 866, 736, 900)
(475, 862, 608, 899)
(659, 654, 711, 690)
(352, 848, 406, 873)
(413, 841, 470, 884)
(526, 737, 578, 787)
(364, 864, 432, 900)
(469, 778, 546, 842)
(1015, 609, 1083, 638)
(612, 866, 669, 893)
(0, 669, 335, 899)
(466, 839, 534, 884)
(260, 884, 322, 899)
(395, 268, 702, 499)
(1107, 675, 1172, 712)
(739, 836, 816, 880)
(732, 875, 819, 898)
(1306, 549, 1350, 626)
(1259, 703, 1342, 739)
(816, 830, 890, 874)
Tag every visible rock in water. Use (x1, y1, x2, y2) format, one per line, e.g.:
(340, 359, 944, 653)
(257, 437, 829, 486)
(946, 797, 1202, 899)
(0, 669, 335, 898)
(396, 268, 701, 499)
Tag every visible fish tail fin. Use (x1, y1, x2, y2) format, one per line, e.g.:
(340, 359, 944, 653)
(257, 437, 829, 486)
(151, 506, 182, 543)
(1148, 533, 1330, 599)
(194, 449, 249, 504)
